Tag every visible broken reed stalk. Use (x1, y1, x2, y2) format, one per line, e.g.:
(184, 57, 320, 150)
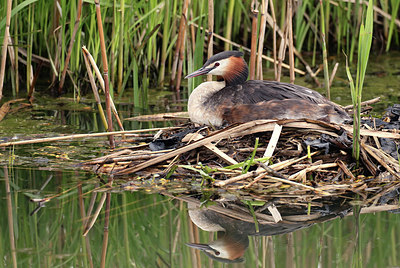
(0, 0, 13, 101)
(257, 0, 268, 80)
(207, 0, 214, 82)
(77, 181, 94, 268)
(58, 0, 83, 93)
(82, 47, 108, 130)
(269, 0, 278, 80)
(83, 192, 107, 236)
(319, 0, 330, 100)
(4, 166, 17, 268)
(249, 8, 258, 80)
(81, 46, 124, 131)
(94, 0, 115, 148)
(287, 0, 295, 83)
(170, 0, 189, 89)
(100, 176, 113, 268)
(329, 62, 339, 87)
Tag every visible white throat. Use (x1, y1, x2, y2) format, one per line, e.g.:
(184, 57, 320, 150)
(188, 81, 226, 126)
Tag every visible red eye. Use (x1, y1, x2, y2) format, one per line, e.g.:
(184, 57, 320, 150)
(214, 62, 220, 67)
(215, 251, 220, 256)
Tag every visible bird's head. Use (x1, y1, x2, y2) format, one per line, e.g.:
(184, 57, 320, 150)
(185, 51, 249, 86)
(186, 231, 248, 263)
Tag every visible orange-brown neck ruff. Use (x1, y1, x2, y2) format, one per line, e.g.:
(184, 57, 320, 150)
(223, 57, 248, 86)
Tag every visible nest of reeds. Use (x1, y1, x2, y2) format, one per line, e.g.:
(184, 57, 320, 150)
(81, 117, 400, 210)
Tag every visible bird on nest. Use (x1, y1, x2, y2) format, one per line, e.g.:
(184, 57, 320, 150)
(185, 51, 350, 126)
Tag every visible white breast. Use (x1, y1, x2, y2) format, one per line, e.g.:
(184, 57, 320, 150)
(188, 203, 225, 232)
(188, 81, 226, 126)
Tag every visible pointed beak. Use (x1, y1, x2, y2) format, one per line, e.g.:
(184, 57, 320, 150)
(186, 243, 213, 251)
(185, 67, 211, 79)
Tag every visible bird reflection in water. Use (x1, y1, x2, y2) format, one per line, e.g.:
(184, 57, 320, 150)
(185, 199, 350, 263)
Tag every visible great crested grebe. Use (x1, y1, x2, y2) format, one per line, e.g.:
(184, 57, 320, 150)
(185, 51, 350, 126)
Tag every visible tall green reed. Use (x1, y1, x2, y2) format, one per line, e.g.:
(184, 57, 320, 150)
(345, 0, 374, 164)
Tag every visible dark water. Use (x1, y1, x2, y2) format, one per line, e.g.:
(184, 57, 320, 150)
(1, 53, 400, 267)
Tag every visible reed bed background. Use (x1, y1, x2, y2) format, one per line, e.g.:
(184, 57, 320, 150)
(0, 0, 399, 104)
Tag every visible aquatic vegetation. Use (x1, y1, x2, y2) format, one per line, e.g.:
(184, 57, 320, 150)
(0, 0, 399, 102)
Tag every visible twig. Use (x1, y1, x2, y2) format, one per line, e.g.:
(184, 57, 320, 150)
(0, 126, 183, 147)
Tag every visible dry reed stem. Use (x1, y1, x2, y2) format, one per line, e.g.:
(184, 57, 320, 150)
(59, 0, 83, 93)
(287, 163, 338, 181)
(4, 166, 17, 268)
(215, 152, 318, 187)
(207, 0, 214, 82)
(362, 144, 400, 178)
(287, 0, 295, 83)
(189, 21, 306, 75)
(82, 46, 124, 131)
(94, 0, 114, 148)
(276, 21, 288, 81)
(0, 126, 183, 147)
(114, 121, 274, 175)
(341, 125, 400, 139)
(267, 204, 282, 223)
(264, 11, 319, 82)
(0, 0, 13, 101)
(250, 9, 258, 80)
(171, 0, 190, 88)
(343, 97, 380, 109)
(268, 0, 278, 80)
(82, 46, 108, 130)
(329, 62, 339, 87)
(256, 0, 268, 80)
(125, 111, 189, 121)
(182, 133, 239, 165)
